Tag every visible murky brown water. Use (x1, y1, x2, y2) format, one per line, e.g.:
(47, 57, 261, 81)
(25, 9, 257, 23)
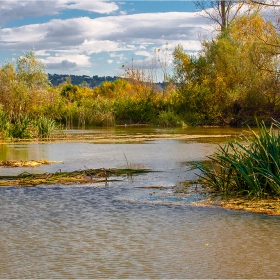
(0, 127, 279, 278)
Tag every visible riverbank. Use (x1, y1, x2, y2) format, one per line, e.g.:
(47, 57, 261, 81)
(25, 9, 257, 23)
(0, 164, 279, 215)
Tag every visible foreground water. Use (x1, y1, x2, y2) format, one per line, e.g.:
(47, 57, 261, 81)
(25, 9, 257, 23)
(0, 127, 279, 278)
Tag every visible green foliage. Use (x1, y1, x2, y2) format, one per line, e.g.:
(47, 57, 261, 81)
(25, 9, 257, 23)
(7, 114, 31, 139)
(172, 13, 280, 125)
(0, 106, 8, 132)
(60, 84, 82, 103)
(0, 52, 50, 120)
(86, 99, 115, 126)
(36, 116, 56, 138)
(1, 17, 279, 134)
(193, 119, 280, 198)
(113, 98, 156, 124)
(157, 110, 183, 126)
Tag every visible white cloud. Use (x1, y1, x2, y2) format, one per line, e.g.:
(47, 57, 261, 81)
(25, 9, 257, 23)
(0, 0, 119, 25)
(42, 53, 91, 68)
(0, 12, 210, 51)
(61, 0, 118, 14)
(0, 8, 212, 75)
(46, 59, 77, 70)
(134, 50, 153, 58)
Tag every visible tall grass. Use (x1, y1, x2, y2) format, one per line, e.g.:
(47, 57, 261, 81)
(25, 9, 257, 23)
(0, 109, 8, 131)
(193, 119, 280, 198)
(8, 114, 31, 139)
(36, 116, 56, 138)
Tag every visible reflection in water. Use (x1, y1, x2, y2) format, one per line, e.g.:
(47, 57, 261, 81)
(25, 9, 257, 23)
(0, 127, 279, 278)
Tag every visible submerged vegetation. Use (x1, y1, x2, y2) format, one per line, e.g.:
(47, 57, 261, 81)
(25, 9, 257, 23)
(0, 168, 151, 187)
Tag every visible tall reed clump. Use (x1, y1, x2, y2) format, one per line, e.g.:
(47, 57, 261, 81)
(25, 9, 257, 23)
(36, 116, 56, 138)
(194, 119, 280, 198)
(8, 114, 31, 139)
(0, 107, 8, 137)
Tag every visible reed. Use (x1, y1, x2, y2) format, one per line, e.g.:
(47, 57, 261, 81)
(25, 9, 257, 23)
(0, 109, 8, 133)
(193, 119, 280, 198)
(8, 114, 31, 139)
(36, 116, 56, 138)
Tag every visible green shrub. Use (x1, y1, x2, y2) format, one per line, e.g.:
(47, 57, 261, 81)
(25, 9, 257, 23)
(193, 119, 280, 198)
(0, 108, 8, 132)
(113, 99, 156, 124)
(8, 114, 31, 139)
(36, 116, 56, 138)
(157, 110, 183, 126)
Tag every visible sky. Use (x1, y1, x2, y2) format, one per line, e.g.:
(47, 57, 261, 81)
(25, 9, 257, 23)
(0, 0, 214, 78)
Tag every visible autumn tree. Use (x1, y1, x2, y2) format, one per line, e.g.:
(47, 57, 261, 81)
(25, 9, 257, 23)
(0, 52, 50, 120)
(173, 12, 280, 124)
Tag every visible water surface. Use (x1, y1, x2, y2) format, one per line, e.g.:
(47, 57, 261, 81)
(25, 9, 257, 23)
(0, 127, 279, 278)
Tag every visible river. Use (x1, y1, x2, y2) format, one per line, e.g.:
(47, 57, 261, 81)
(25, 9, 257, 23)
(0, 127, 279, 278)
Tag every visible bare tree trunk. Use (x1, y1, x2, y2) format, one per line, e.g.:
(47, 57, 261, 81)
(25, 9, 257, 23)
(221, 1, 227, 31)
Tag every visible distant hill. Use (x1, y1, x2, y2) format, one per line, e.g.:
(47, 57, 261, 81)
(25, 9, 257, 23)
(48, 74, 117, 88)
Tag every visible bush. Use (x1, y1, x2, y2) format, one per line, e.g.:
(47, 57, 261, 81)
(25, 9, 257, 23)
(194, 119, 280, 198)
(36, 116, 56, 138)
(0, 107, 8, 132)
(113, 99, 155, 124)
(8, 114, 31, 139)
(157, 110, 183, 126)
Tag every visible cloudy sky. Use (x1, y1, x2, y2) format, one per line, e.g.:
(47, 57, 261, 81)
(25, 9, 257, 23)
(0, 0, 213, 78)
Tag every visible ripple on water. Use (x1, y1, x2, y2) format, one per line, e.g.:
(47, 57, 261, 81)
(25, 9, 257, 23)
(0, 183, 279, 279)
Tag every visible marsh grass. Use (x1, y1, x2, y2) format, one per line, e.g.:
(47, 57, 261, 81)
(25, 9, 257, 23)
(8, 114, 31, 139)
(0, 108, 8, 138)
(193, 119, 280, 198)
(36, 116, 56, 138)
(0, 168, 151, 186)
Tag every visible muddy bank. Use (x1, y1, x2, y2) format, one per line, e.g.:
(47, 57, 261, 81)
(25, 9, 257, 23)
(174, 183, 280, 216)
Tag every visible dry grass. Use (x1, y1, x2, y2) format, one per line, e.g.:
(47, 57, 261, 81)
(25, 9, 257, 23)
(0, 159, 60, 167)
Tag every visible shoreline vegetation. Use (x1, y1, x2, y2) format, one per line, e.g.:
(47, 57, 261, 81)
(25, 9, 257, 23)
(0, 9, 279, 216)
(0, 162, 279, 215)
(0, 12, 279, 140)
(182, 119, 280, 216)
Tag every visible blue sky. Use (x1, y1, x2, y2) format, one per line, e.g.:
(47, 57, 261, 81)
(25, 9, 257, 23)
(0, 1, 213, 78)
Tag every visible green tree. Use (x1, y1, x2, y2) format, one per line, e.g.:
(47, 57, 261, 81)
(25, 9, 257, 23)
(173, 13, 280, 125)
(0, 51, 50, 120)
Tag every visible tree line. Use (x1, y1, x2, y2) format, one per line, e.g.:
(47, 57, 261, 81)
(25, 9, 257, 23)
(0, 2, 279, 138)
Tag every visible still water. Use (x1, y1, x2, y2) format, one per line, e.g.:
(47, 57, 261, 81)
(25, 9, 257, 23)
(0, 127, 279, 278)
